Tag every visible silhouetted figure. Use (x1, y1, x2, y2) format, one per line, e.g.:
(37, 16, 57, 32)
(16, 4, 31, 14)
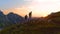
(29, 11, 32, 19)
(25, 15, 28, 20)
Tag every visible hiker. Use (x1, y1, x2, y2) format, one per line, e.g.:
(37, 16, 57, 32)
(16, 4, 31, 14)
(29, 11, 32, 18)
(25, 15, 28, 20)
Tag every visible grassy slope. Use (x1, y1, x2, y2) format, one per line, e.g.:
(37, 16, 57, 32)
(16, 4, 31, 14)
(0, 20, 60, 34)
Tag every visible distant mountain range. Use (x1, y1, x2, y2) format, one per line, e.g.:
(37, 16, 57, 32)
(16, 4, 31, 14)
(0, 10, 24, 29)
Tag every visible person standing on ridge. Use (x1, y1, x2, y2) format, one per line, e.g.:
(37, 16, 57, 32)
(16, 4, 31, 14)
(25, 15, 28, 20)
(29, 11, 32, 19)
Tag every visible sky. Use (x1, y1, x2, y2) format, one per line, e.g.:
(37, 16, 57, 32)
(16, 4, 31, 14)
(0, 0, 60, 17)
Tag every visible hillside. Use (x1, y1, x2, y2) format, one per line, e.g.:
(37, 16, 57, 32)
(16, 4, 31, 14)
(0, 11, 60, 34)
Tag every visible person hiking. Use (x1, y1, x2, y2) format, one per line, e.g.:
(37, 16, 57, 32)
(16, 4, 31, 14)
(29, 11, 32, 18)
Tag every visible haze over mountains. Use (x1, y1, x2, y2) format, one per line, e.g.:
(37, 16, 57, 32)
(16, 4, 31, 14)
(3, 8, 50, 17)
(3, 8, 30, 17)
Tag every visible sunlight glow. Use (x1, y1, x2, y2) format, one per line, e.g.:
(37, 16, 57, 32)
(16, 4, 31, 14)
(26, 0, 60, 17)
(3, 0, 60, 17)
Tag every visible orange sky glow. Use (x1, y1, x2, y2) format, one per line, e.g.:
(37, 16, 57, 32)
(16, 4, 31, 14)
(2, 0, 60, 17)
